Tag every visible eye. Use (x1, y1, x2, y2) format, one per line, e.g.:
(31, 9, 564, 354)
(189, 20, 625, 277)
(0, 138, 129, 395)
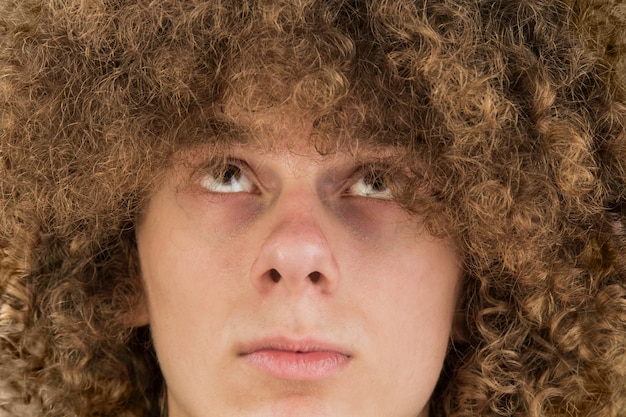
(200, 163, 256, 193)
(348, 169, 394, 200)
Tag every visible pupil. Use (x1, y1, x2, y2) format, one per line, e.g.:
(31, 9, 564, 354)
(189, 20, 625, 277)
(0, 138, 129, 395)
(221, 165, 239, 182)
(366, 172, 386, 191)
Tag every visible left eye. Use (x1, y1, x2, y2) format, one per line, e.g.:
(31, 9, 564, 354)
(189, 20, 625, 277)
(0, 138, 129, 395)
(200, 163, 255, 193)
(348, 170, 394, 200)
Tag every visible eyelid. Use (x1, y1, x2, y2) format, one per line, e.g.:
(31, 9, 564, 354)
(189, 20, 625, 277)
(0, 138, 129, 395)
(350, 162, 397, 183)
(355, 162, 392, 175)
(195, 156, 247, 179)
(212, 157, 249, 172)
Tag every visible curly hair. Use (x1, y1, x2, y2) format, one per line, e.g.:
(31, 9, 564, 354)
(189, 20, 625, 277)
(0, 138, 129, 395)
(1, 0, 625, 416)
(563, 0, 626, 102)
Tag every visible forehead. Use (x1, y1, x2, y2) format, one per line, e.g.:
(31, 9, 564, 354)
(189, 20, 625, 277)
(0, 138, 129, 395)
(177, 104, 408, 163)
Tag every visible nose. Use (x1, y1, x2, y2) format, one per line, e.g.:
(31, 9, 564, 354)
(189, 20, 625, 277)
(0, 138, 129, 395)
(249, 191, 340, 295)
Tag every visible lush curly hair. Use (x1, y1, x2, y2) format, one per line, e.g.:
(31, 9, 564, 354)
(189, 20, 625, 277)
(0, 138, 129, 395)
(1, 0, 625, 416)
(563, 0, 626, 102)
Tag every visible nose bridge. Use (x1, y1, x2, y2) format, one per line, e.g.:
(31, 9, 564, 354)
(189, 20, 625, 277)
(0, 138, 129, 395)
(250, 187, 340, 294)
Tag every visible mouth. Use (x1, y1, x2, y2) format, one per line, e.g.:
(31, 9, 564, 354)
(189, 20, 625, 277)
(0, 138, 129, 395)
(239, 337, 351, 381)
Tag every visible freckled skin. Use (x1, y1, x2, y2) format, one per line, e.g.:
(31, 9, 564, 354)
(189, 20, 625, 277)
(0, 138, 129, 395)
(136, 123, 462, 417)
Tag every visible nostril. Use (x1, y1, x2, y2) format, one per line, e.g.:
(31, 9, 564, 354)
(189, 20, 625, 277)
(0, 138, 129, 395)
(270, 269, 282, 283)
(308, 271, 321, 283)
(266, 269, 324, 285)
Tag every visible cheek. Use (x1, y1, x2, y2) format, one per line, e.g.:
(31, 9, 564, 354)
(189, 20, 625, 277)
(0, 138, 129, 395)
(140, 189, 264, 277)
(359, 245, 460, 404)
(137, 222, 251, 392)
(360, 246, 460, 341)
(136, 192, 254, 333)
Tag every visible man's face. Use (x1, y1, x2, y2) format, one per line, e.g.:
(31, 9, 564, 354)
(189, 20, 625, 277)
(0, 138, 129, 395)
(136, 121, 462, 417)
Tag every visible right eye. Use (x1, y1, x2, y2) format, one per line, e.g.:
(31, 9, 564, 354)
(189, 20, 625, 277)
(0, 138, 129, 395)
(200, 163, 256, 193)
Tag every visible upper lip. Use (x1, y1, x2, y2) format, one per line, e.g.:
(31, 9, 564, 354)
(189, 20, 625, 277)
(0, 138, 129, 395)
(238, 336, 352, 356)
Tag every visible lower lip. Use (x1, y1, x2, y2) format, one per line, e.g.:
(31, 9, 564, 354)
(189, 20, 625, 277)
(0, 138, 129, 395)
(243, 350, 350, 380)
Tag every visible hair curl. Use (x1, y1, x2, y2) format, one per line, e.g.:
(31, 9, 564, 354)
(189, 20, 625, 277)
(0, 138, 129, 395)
(563, 0, 626, 102)
(1, 1, 625, 416)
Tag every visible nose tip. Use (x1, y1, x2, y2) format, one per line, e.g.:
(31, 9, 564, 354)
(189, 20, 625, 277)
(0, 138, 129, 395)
(249, 210, 340, 295)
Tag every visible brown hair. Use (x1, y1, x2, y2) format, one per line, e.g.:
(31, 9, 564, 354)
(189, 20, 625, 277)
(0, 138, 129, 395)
(564, 0, 626, 102)
(1, 1, 625, 416)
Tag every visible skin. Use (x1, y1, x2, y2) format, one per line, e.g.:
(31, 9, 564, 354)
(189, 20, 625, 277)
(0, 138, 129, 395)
(135, 117, 462, 417)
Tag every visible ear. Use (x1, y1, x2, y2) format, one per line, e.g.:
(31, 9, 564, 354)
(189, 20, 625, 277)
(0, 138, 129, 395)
(127, 234, 150, 327)
(450, 272, 469, 343)
(450, 308, 469, 343)
(129, 294, 150, 327)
